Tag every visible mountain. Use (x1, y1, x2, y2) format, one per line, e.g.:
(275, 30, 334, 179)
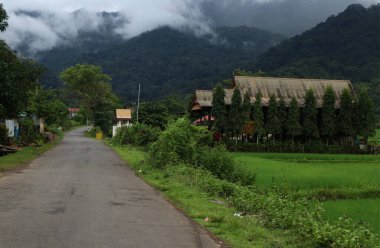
(34, 26, 285, 103)
(254, 4, 380, 83)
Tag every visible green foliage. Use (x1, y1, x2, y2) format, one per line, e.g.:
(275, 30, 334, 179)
(112, 124, 161, 146)
(253, 92, 265, 142)
(353, 90, 377, 141)
(0, 123, 7, 145)
(0, 3, 8, 32)
(321, 86, 336, 144)
(337, 89, 354, 138)
(255, 5, 380, 83)
(228, 88, 243, 135)
(85, 126, 101, 138)
(211, 84, 227, 132)
(149, 118, 210, 168)
(59, 64, 121, 133)
(133, 101, 169, 129)
(302, 89, 319, 141)
(241, 91, 252, 122)
(18, 117, 40, 145)
(0, 40, 43, 119)
(28, 86, 69, 127)
(278, 97, 287, 139)
(37, 26, 284, 103)
(287, 98, 302, 143)
(266, 95, 280, 143)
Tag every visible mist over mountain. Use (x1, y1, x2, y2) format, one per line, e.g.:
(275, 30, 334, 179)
(36, 25, 285, 103)
(1, 0, 378, 55)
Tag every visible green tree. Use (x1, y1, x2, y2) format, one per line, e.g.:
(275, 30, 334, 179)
(287, 97, 302, 146)
(301, 89, 319, 141)
(278, 97, 287, 141)
(0, 3, 8, 32)
(253, 92, 265, 144)
(337, 88, 354, 143)
(29, 86, 68, 133)
(353, 90, 376, 142)
(211, 84, 227, 133)
(320, 86, 336, 145)
(241, 91, 252, 122)
(228, 88, 243, 137)
(266, 95, 280, 144)
(59, 64, 120, 133)
(133, 101, 169, 129)
(0, 42, 42, 119)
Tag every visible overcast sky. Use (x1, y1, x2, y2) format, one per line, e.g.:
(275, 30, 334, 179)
(0, 0, 379, 53)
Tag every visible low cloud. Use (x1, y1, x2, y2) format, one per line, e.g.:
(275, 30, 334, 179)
(0, 0, 378, 54)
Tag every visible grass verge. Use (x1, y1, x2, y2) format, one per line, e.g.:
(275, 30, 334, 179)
(0, 133, 63, 173)
(109, 144, 298, 248)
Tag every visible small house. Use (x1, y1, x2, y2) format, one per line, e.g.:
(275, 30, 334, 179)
(112, 109, 133, 137)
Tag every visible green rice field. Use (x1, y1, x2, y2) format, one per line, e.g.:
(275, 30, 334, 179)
(233, 152, 380, 234)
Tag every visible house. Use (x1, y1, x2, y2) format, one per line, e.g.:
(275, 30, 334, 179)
(191, 76, 355, 113)
(68, 108, 80, 119)
(112, 109, 133, 137)
(5, 119, 19, 138)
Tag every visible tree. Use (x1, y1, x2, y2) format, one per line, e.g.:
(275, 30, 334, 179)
(287, 97, 302, 146)
(59, 64, 120, 133)
(353, 90, 376, 142)
(277, 97, 287, 141)
(336, 88, 354, 143)
(29, 86, 68, 133)
(133, 101, 169, 129)
(228, 88, 243, 137)
(0, 42, 42, 119)
(301, 89, 319, 141)
(253, 92, 265, 144)
(0, 3, 8, 32)
(211, 84, 227, 133)
(241, 91, 252, 122)
(320, 86, 336, 145)
(266, 95, 280, 144)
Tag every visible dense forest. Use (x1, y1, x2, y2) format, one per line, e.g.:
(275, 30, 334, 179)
(254, 4, 380, 114)
(33, 26, 285, 103)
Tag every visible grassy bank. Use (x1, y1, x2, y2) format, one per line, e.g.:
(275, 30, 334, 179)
(110, 145, 298, 248)
(0, 133, 63, 173)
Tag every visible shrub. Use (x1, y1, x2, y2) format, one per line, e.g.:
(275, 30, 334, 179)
(149, 118, 211, 168)
(0, 123, 8, 145)
(112, 124, 160, 146)
(86, 126, 101, 138)
(19, 117, 41, 145)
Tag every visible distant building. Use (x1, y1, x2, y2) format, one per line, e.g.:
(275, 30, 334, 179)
(112, 109, 133, 137)
(68, 108, 80, 119)
(191, 76, 355, 113)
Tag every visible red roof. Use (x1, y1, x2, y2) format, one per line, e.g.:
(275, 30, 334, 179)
(68, 108, 80, 112)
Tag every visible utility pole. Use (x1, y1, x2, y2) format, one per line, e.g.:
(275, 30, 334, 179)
(136, 83, 140, 123)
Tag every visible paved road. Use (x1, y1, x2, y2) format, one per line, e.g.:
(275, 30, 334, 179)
(0, 127, 218, 248)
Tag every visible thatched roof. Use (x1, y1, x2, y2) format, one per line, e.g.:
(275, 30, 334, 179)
(116, 109, 132, 119)
(192, 76, 354, 110)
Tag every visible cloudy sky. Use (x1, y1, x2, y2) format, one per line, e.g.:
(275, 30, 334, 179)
(0, 0, 379, 53)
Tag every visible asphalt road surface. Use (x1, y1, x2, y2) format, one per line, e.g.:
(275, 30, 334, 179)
(0, 127, 218, 248)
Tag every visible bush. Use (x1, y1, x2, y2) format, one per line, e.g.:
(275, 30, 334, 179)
(0, 123, 8, 145)
(112, 124, 161, 146)
(86, 126, 101, 138)
(149, 118, 212, 168)
(19, 117, 41, 146)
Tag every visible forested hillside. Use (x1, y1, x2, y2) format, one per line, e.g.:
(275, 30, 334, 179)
(36, 26, 284, 103)
(254, 4, 380, 113)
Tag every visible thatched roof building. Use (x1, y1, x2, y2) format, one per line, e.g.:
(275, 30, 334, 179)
(191, 76, 354, 111)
